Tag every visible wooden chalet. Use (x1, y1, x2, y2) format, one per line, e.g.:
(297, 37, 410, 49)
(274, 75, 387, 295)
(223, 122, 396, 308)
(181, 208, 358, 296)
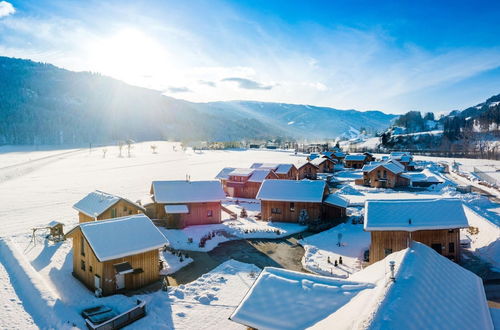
(389, 152, 416, 171)
(215, 167, 236, 195)
(73, 190, 145, 223)
(322, 151, 346, 163)
(66, 214, 168, 296)
(256, 180, 347, 223)
(297, 162, 319, 180)
(215, 168, 278, 199)
(356, 160, 409, 188)
(250, 163, 298, 180)
(150, 180, 226, 228)
(363, 152, 376, 162)
(364, 198, 469, 263)
(344, 154, 368, 169)
(309, 157, 336, 173)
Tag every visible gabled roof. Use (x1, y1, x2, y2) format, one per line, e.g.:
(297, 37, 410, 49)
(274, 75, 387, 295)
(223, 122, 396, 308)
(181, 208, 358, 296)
(229, 267, 374, 330)
(323, 193, 349, 208)
(256, 180, 326, 202)
(229, 168, 255, 177)
(250, 163, 295, 174)
(364, 198, 469, 231)
(215, 167, 236, 180)
(298, 162, 319, 170)
(250, 163, 279, 171)
(310, 157, 335, 166)
(362, 160, 404, 175)
(73, 190, 145, 218)
(275, 164, 295, 174)
(151, 180, 226, 203)
(68, 214, 168, 262)
(248, 169, 276, 183)
(345, 154, 367, 161)
(400, 169, 442, 183)
(322, 151, 345, 158)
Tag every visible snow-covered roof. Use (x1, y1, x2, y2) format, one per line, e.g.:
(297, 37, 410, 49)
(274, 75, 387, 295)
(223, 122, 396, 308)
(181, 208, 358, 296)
(312, 242, 493, 329)
(74, 214, 168, 262)
(389, 151, 411, 158)
(229, 168, 255, 177)
(151, 180, 226, 203)
(250, 163, 279, 171)
(298, 162, 319, 169)
(248, 169, 274, 183)
(229, 267, 374, 330)
(364, 198, 469, 231)
(401, 169, 442, 183)
(345, 154, 366, 161)
(164, 204, 189, 214)
(310, 157, 334, 166)
(256, 180, 326, 202)
(215, 167, 236, 180)
(362, 160, 404, 175)
(323, 194, 349, 208)
(275, 164, 295, 174)
(73, 190, 144, 218)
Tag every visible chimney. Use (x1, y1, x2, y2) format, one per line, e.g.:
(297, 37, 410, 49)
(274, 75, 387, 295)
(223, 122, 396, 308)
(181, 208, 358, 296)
(408, 218, 412, 225)
(389, 261, 396, 282)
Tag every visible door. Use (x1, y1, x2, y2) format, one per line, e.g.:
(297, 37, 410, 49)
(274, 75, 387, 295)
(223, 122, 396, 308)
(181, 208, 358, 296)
(116, 273, 125, 290)
(431, 243, 442, 255)
(94, 275, 101, 290)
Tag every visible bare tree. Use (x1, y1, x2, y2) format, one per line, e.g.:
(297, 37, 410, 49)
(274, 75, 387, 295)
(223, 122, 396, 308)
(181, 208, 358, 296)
(150, 144, 158, 154)
(126, 139, 134, 157)
(102, 148, 107, 158)
(118, 141, 125, 157)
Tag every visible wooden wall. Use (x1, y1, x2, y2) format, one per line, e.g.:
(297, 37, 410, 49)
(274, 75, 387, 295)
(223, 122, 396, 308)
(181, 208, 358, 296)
(156, 202, 221, 228)
(276, 166, 298, 180)
(361, 170, 408, 188)
(344, 160, 365, 169)
(69, 229, 160, 296)
(78, 199, 143, 223)
(261, 201, 323, 222)
(298, 163, 318, 180)
(369, 229, 461, 263)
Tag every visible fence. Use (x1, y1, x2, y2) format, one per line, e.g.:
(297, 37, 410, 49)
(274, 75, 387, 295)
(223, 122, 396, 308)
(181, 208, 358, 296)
(85, 300, 146, 330)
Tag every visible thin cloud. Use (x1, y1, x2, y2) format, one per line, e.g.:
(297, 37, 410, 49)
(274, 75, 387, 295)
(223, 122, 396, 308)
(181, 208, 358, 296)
(0, 1, 15, 18)
(222, 77, 273, 90)
(166, 86, 192, 93)
(198, 80, 216, 87)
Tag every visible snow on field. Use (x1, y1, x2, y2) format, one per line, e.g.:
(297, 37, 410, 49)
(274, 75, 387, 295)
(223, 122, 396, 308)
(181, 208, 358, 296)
(299, 216, 370, 278)
(160, 249, 194, 275)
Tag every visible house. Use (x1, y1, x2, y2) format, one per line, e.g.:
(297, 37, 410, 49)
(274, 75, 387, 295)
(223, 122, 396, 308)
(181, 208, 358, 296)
(218, 168, 278, 199)
(356, 160, 408, 188)
(363, 152, 376, 162)
(150, 180, 226, 228)
(344, 154, 368, 169)
(215, 167, 236, 195)
(326, 151, 346, 163)
(250, 163, 298, 180)
(65, 214, 168, 296)
(390, 152, 415, 171)
(309, 157, 336, 173)
(230, 242, 493, 330)
(400, 169, 443, 188)
(73, 190, 145, 223)
(256, 180, 346, 223)
(297, 162, 319, 180)
(364, 198, 469, 263)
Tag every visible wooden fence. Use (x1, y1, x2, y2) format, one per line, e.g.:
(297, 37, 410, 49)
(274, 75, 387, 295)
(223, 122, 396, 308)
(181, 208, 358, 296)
(85, 300, 146, 330)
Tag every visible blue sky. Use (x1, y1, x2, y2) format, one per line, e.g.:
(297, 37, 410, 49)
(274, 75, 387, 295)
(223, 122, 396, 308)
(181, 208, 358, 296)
(1, 0, 500, 113)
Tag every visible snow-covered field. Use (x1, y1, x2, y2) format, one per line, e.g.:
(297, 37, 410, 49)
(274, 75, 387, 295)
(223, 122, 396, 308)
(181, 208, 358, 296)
(0, 142, 499, 328)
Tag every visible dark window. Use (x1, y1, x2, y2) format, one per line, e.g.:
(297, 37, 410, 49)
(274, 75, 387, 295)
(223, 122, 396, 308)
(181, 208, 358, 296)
(207, 210, 213, 217)
(431, 244, 442, 254)
(81, 239, 85, 256)
(290, 202, 295, 212)
(271, 208, 281, 214)
(384, 248, 393, 256)
(89, 265, 93, 273)
(81, 260, 86, 271)
(111, 208, 116, 217)
(448, 242, 455, 253)
(123, 206, 128, 212)
(129, 210, 133, 215)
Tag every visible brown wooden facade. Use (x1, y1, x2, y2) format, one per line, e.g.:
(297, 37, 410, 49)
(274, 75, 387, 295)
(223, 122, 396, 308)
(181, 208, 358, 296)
(369, 229, 461, 263)
(68, 228, 160, 296)
(261, 201, 323, 222)
(356, 168, 409, 188)
(315, 159, 336, 173)
(225, 171, 278, 199)
(275, 165, 298, 180)
(344, 159, 366, 169)
(78, 199, 144, 223)
(155, 202, 222, 228)
(298, 163, 319, 180)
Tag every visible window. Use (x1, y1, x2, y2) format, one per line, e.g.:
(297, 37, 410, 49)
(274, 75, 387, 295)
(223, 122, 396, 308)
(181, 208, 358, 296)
(207, 210, 213, 217)
(383, 170, 387, 178)
(80, 238, 85, 256)
(81, 260, 86, 271)
(89, 265, 93, 273)
(111, 208, 116, 217)
(448, 242, 455, 253)
(271, 208, 281, 214)
(384, 248, 393, 256)
(123, 206, 128, 212)
(290, 202, 295, 212)
(377, 170, 381, 178)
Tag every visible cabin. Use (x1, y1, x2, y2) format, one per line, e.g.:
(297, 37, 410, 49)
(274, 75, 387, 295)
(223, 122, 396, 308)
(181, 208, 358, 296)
(364, 198, 469, 263)
(256, 180, 347, 223)
(73, 190, 145, 223)
(65, 214, 168, 296)
(309, 157, 336, 173)
(326, 151, 346, 163)
(150, 180, 226, 228)
(229, 242, 493, 330)
(400, 169, 443, 188)
(297, 162, 319, 180)
(250, 163, 298, 180)
(356, 160, 409, 188)
(344, 154, 368, 169)
(216, 168, 278, 199)
(363, 152, 376, 162)
(215, 167, 236, 195)
(390, 152, 416, 171)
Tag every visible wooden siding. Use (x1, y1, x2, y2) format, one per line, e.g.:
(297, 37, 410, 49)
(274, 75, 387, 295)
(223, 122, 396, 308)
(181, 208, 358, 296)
(225, 171, 278, 199)
(316, 159, 335, 173)
(344, 160, 366, 169)
(78, 199, 143, 223)
(261, 201, 323, 222)
(369, 229, 461, 263)
(275, 166, 298, 180)
(68, 229, 160, 296)
(359, 169, 408, 188)
(298, 163, 318, 180)
(156, 202, 221, 228)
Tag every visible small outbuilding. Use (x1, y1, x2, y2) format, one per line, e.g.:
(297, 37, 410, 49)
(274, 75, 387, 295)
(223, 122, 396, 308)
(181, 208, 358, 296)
(344, 154, 368, 169)
(73, 190, 145, 223)
(66, 214, 168, 296)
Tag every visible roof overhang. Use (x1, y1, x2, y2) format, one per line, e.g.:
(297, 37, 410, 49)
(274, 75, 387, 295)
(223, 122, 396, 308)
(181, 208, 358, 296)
(164, 204, 189, 214)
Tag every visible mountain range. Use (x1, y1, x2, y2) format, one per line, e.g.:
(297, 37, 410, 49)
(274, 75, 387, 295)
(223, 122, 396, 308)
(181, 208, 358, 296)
(0, 56, 395, 145)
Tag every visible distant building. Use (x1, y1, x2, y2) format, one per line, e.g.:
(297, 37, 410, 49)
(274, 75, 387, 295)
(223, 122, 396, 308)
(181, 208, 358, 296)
(322, 151, 346, 163)
(389, 152, 416, 171)
(363, 152, 376, 162)
(66, 214, 168, 296)
(309, 157, 336, 173)
(364, 198, 469, 263)
(297, 162, 319, 180)
(344, 154, 368, 169)
(250, 163, 298, 180)
(215, 168, 278, 199)
(73, 190, 145, 223)
(150, 180, 226, 228)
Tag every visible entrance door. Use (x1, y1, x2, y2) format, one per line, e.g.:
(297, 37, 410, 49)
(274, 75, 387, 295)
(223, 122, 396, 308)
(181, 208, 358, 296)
(116, 273, 125, 290)
(431, 243, 442, 255)
(94, 275, 101, 290)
